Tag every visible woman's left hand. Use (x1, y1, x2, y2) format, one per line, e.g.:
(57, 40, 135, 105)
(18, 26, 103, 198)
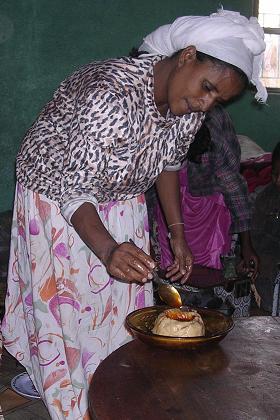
(239, 231, 259, 283)
(165, 233, 193, 284)
(239, 246, 259, 283)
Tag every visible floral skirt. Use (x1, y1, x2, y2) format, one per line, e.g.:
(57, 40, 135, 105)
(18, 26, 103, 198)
(2, 183, 153, 419)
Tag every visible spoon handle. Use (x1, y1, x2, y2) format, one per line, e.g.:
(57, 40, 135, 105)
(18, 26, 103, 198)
(129, 238, 159, 277)
(152, 269, 168, 286)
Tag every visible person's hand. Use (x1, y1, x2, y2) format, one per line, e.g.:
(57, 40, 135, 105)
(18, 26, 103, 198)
(165, 234, 193, 284)
(238, 245, 259, 283)
(104, 242, 156, 283)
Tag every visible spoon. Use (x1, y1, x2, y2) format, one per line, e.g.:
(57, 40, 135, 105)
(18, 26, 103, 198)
(128, 239, 182, 308)
(153, 270, 182, 308)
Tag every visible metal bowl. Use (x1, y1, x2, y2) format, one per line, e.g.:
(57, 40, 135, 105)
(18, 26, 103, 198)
(126, 306, 234, 350)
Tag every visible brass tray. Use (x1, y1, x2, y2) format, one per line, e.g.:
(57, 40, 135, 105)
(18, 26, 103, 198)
(126, 306, 234, 350)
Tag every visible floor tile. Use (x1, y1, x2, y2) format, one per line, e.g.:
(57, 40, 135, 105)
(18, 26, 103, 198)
(0, 351, 50, 419)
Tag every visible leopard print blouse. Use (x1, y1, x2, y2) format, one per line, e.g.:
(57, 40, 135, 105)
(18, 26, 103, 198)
(16, 55, 204, 210)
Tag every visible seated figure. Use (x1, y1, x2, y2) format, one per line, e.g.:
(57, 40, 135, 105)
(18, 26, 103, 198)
(251, 142, 280, 313)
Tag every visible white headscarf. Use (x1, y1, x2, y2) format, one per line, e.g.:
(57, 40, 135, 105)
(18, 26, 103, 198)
(139, 9, 267, 103)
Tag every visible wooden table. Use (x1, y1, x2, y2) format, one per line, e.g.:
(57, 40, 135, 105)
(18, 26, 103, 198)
(89, 317, 280, 420)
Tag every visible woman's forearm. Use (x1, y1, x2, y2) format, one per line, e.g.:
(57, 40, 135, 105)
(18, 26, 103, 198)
(155, 170, 193, 282)
(239, 230, 255, 256)
(155, 170, 184, 237)
(71, 202, 155, 283)
(71, 202, 118, 264)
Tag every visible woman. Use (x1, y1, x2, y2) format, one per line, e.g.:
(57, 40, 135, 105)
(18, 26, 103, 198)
(251, 142, 280, 312)
(154, 105, 259, 276)
(2, 9, 266, 419)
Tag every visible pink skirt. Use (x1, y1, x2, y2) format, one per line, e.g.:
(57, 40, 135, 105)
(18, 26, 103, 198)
(156, 168, 232, 270)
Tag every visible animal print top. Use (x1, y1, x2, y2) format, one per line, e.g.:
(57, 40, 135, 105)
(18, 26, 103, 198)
(16, 55, 204, 213)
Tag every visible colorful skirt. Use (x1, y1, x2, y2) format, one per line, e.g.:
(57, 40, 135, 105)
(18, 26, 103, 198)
(2, 183, 153, 419)
(156, 168, 232, 270)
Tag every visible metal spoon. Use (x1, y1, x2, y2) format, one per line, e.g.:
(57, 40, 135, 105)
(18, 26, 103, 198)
(153, 270, 182, 308)
(128, 239, 182, 308)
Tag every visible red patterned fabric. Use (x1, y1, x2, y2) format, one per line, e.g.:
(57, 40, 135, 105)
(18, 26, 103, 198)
(241, 153, 272, 193)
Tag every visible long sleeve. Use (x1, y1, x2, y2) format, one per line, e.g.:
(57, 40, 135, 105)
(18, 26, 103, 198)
(60, 88, 131, 219)
(188, 105, 251, 233)
(211, 109, 251, 233)
(16, 55, 205, 223)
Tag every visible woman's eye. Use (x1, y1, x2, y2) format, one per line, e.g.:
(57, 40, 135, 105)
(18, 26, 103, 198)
(203, 83, 212, 92)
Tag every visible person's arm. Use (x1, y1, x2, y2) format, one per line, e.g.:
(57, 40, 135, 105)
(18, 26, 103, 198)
(216, 170, 259, 277)
(71, 202, 155, 283)
(210, 107, 259, 278)
(219, 170, 259, 279)
(60, 89, 156, 283)
(155, 170, 193, 283)
(238, 230, 259, 282)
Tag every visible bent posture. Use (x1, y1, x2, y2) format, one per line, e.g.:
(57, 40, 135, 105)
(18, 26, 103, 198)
(3, 9, 266, 419)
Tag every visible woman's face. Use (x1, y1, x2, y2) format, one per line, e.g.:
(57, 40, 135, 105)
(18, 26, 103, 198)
(272, 160, 280, 190)
(167, 47, 245, 116)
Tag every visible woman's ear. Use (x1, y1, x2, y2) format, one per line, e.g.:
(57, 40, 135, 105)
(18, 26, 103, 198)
(178, 46, 197, 67)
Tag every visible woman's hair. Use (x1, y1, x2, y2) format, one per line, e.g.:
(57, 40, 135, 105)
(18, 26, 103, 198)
(174, 49, 249, 88)
(195, 51, 249, 89)
(186, 122, 212, 163)
(129, 47, 146, 58)
(272, 142, 280, 167)
(129, 47, 249, 88)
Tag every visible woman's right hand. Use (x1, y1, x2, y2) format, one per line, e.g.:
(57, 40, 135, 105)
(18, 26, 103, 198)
(104, 242, 156, 283)
(72, 203, 155, 283)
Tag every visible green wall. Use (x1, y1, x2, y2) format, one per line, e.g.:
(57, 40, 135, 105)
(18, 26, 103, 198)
(0, 0, 278, 212)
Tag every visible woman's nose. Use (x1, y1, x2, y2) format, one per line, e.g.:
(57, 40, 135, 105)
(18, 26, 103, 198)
(199, 95, 216, 112)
